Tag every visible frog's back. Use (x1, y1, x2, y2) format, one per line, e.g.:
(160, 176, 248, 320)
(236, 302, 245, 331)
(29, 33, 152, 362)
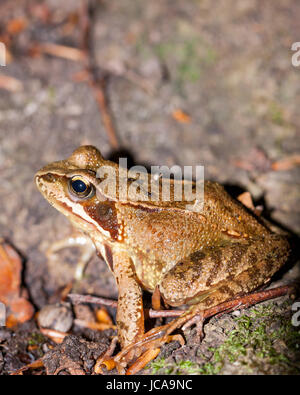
(202, 180, 271, 238)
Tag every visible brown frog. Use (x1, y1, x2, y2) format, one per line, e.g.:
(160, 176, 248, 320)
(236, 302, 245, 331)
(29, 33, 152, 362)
(35, 146, 290, 373)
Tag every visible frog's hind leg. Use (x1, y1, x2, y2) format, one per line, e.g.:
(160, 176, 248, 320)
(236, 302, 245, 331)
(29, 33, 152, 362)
(159, 233, 290, 309)
(159, 233, 290, 330)
(108, 234, 290, 374)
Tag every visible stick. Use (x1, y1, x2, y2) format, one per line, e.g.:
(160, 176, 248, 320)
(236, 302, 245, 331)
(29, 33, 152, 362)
(79, 0, 119, 149)
(68, 283, 297, 321)
(68, 293, 117, 307)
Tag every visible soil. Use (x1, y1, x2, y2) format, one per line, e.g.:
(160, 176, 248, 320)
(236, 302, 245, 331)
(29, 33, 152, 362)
(0, 0, 299, 375)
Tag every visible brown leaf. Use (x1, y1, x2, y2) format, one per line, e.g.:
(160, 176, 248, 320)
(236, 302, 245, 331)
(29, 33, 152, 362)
(0, 241, 34, 326)
(237, 191, 263, 216)
(37, 43, 86, 62)
(74, 319, 116, 331)
(271, 155, 300, 171)
(0, 74, 23, 92)
(95, 307, 113, 325)
(39, 328, 68, 344)
(6, 18, 27, 35)
(237, 192, 255, 210)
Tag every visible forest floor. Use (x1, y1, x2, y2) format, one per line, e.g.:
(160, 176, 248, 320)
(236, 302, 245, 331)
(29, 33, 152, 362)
(0, 0, 299, 375)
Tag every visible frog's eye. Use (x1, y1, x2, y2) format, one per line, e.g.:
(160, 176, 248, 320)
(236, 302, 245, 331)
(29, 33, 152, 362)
(68, 176, 94, 199)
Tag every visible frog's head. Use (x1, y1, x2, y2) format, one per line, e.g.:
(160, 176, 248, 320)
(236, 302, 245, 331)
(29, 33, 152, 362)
(35, 146, 119, 238)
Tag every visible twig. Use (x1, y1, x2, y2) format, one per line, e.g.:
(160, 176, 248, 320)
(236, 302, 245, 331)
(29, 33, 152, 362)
(39, 328, 68, 344)
(86, 74, 119, 149)
(149, 283, 296, 320)
(0, 73, 23, 92)
(272, 155, 300, 171)
(10, 358, 44, 375)
(69, 283, 296, 322)
(149, 309, 183, 318)
(79, 0, 119, 150)
(35, 43, 86, 61)
(68, 293, 117, 307)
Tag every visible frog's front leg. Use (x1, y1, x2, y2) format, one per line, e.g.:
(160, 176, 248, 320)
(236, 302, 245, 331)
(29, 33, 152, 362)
(112, 250, 145, 348)
(94, 249, 146, 374)
(46, 232, 95, 280)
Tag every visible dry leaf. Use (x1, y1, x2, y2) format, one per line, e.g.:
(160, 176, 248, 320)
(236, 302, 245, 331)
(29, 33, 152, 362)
(6, 18, 27, 35)
(172, 109, 191, 123)
(237, 192, 255, 211)
(95, 307, 113, 325)
(0, 74, 23, 92)
(74, 319, 116, 331)
(0, 241, 34, 326)
(62, 12, 80, 35)
(39, 328, 68, 344)
(271, 155, 300, 171)
(37, 43, 86, 62)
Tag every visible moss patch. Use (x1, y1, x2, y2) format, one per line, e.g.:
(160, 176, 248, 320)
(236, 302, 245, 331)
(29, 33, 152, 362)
(148, 301, 300, 375)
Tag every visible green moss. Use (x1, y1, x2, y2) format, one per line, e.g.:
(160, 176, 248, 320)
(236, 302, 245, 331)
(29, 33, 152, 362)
(27, 332, 47, 358)
(27, 332, 46, 346)
(154, 37, 216, 92)
(268, 102, 285, 125)
(148, 301, 300, 375)
(200, 304, 300, 374)
(149, 357, 203, 375)
(149, 357, 175, 375)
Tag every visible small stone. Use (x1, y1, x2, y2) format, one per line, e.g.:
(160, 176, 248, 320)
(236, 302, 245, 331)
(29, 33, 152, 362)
(38, 303, 73, 332)
(232, 310, 241, 317)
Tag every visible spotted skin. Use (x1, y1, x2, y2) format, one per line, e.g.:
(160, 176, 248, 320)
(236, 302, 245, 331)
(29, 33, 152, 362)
(159, 234, 290, 307)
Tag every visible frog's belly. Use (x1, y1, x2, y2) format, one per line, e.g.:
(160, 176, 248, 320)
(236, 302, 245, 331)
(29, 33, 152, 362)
(132, 253, 173, 292)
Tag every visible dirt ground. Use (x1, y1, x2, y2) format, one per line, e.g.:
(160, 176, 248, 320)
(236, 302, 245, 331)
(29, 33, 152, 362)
(0, 0, 299, 375)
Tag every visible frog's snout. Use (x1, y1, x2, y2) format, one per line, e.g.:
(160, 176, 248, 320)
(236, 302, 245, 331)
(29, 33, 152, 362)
(36, 172, 57, 184)
(34, 167, 58, 197)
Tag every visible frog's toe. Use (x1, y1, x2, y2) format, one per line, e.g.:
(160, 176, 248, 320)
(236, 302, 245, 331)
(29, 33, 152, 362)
(124, 348, 161, 375)
(181, 312, 205, 341)
(94, 324, 186, 375)
(122, 332, 185, 374)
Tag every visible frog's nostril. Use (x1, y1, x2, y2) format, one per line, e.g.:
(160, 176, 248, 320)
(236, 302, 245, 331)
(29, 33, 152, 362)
(42, 173, 56, 183)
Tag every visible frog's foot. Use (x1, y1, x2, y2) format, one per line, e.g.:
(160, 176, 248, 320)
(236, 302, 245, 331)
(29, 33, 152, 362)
(95, 281, 297, 375)
(181, 312, 205, 341)
(94, 336, 119, 374)
(97, 326, 185, 375)
(96, 311, 192, 375)
(46, 232, 95, 281)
